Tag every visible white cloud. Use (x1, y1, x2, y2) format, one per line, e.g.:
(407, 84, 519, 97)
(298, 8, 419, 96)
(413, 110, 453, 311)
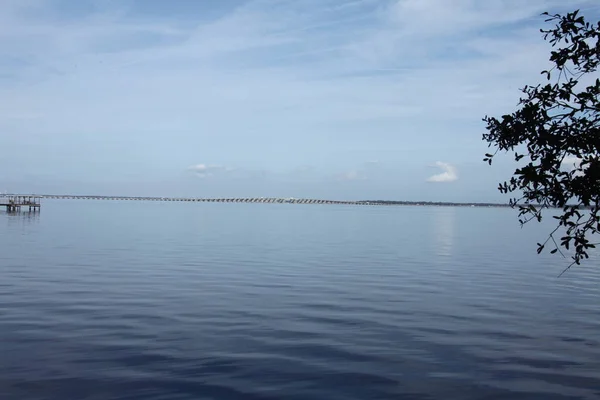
(187, 164, 231, 178)
(336, 161, 383, 181)
(338, 170, 367, 181)
(427, 161, 458, 183)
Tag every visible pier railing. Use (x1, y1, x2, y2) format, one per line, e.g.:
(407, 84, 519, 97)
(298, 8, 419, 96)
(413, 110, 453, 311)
(0, 195, 42, 212)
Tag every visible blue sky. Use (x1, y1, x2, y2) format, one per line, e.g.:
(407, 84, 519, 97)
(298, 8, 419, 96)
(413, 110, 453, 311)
(1, 0, 598, 200)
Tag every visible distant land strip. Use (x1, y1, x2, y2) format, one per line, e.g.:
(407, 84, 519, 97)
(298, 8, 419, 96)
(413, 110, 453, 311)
(3, 194, 515, 208)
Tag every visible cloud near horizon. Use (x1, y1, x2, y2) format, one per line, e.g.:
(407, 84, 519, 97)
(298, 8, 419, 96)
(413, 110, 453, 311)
(188, 164, 233, 178)
(336, 160, 383, 181)
(338, 170, 367, 181)
(427, 162, 458, 183)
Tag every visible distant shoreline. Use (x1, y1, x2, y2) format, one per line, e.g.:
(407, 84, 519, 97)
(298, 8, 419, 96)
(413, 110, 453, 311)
(360, 200, 513, 207)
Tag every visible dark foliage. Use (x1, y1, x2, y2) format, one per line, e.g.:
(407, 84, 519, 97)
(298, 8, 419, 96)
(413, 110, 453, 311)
(483, 10, 600, 273)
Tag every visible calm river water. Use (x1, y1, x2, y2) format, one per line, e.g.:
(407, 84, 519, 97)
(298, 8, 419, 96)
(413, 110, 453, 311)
(1, 201, 599, 399)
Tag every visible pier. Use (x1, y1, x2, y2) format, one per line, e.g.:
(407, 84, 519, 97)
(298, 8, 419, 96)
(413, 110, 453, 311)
(0, 195, 41, 212)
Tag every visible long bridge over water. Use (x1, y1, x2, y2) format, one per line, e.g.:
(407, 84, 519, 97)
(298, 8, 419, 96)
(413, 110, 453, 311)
(1, 194, 509, 211)
(35, 195, 368, 205)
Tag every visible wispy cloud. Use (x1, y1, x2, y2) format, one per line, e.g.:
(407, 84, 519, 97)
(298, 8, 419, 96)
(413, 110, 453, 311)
(336, 160, 382, 181)
(337, 170, 367, 181)
(0, 0, 597, 199)
(427, 162, 458, 183)
(187, 164, 233, 178)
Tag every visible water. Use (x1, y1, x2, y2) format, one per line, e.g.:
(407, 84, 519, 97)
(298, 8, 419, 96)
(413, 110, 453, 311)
(1, 201, 599, 400)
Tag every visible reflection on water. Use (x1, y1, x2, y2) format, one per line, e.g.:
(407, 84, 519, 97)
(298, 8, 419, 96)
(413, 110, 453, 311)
(2, 210, 41, 225)
(431, 207, 455, 257)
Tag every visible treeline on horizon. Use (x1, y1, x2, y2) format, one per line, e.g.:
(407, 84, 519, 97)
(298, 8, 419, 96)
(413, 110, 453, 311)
(359, 200, 587, 209)
(359, 200, 511, 207)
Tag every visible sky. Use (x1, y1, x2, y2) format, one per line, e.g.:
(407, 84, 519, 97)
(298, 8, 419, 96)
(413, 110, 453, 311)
(1, 0, 598, 201)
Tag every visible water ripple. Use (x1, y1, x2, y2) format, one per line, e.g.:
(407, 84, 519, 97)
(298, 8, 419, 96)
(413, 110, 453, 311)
(1, 203, 599, 399)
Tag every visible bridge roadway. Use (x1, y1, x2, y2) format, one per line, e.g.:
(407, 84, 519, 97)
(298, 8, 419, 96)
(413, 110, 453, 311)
(36, 195, 376, 206)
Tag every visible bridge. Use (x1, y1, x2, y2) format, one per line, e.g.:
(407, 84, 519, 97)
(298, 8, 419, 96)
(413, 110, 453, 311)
(35, 195, 370, 205)
(1, 194, 512, 210)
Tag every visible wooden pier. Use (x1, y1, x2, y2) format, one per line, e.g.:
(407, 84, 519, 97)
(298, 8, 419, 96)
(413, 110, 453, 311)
(0, 195, 41, 212)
